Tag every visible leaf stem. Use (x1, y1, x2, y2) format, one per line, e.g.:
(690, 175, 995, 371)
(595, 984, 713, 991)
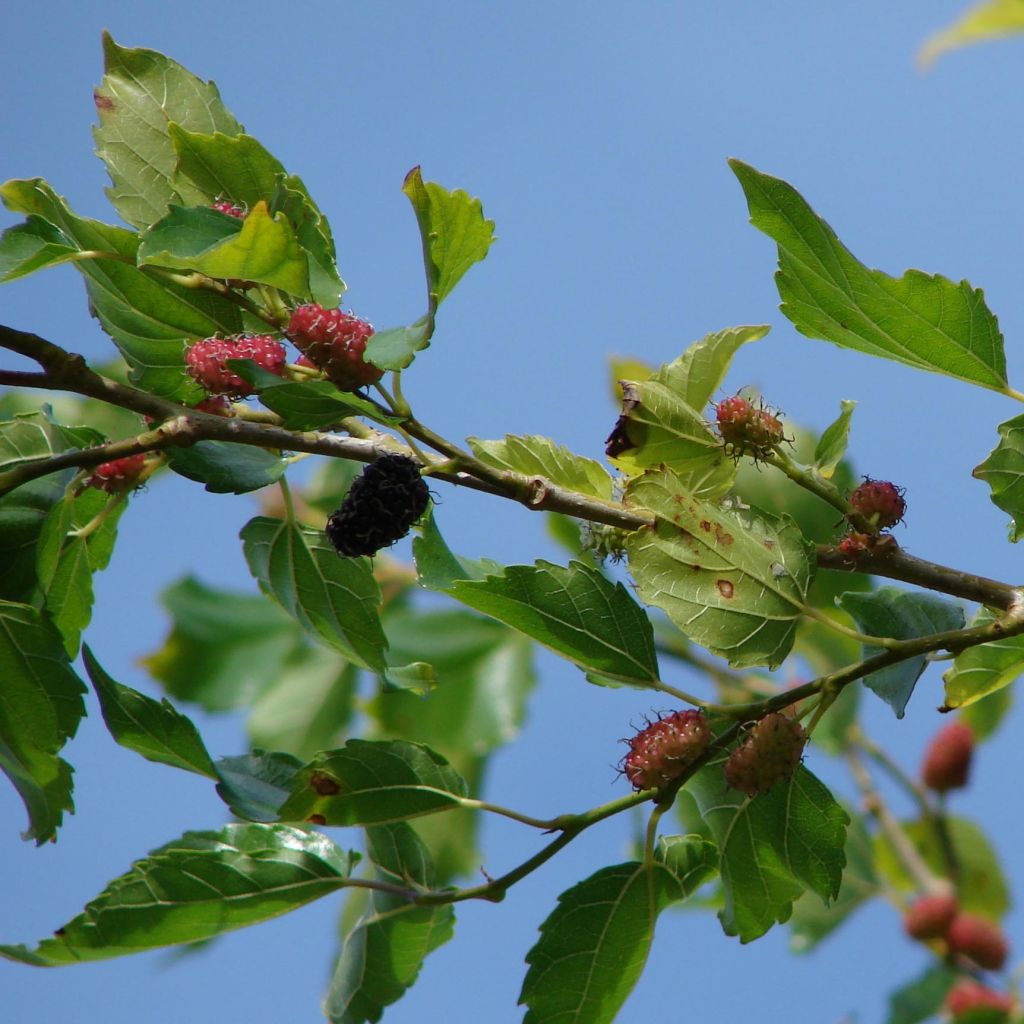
(802, 605, 901, 649)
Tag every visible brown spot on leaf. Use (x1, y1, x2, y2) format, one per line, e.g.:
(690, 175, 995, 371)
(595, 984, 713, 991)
(715, 526, 733, 545)
(763, 539, 775, 550)
(93, 90, 114, 111)
(699, 520, 712, 532)
(310, 771, 340, 796)
(308, 814, 327, 826)
(54, 927, 66, 937)
(716, 579, 735, 599)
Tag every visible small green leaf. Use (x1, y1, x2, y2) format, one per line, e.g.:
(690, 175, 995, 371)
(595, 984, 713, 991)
(0, 218, 78, 282)
(93, 33, 243, 228)
(838, 588, 966, 718)
(214, 750, 303, 822)
(139, 202, 309, 296)
(83, 645, 216, 778)
(0, 178, 240, 399)
(875, 816, 1009, 921)
(607, 325, 768, 490)
(415, 552, 660, 687)
(401, 165, 495, 311)
(960, 684, 1013, 741)
(813, 400, 857, 478)
(0, 823, 358, 964)
(240, 517, 389, 676)
(731, 160, 1008, 393)
(886, 963, 958, 1024)
(689, 765, 849, 942)
(919, 0, 1024, 68)
(363, 319, 431, 372)
(0, 601, 86, 844)
(167, 441, 287, 494)
(468, 434, 614, 500)
(142, 576, 301, 712)
(279, 739, 467, 826)
(325, 823, 454, 1024)
(625, 468, 814, 668)
(974, 413, 1024, 541)
(789, 812, 879, 952)
(519, 836, 718, 1024)
(942, 605, 1024, 710)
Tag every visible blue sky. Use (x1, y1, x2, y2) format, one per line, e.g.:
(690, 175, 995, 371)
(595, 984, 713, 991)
(2, 2, 1023, 1021)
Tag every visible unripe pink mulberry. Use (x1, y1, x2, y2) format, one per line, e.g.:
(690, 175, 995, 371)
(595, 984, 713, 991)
(714, 394, 784, 459)
(185, 334, 287, 397)
(921, 721, 973, 793)
(903, 894, 958, 941)
(87, 453, 149, 493)
(287, 304, 383, 392)
(946, 913, 1009, 971)
(621, 710, 710, 791)
(849, 478, 906, 530)
(724, 712, 806, 797)
(946, 982, 1014, 1020)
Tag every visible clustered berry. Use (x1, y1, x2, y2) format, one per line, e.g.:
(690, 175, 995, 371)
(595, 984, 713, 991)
(724, 712, 806, 797)
(903, 893, 959, 941)
(621, 710, 710, 791)
(946, 913, 1009, 971)
(86, 454, 149, 494)
(921, 720, 974, 793)
(211, 198, 246, 218)
(946, 982, 1014, 1021)
(714, 394, 785, 460)
(185, 334, 287, 397)
(325, 454, 430, 557)
(848, 477, 906, 530)
(287, 303, 383, 392)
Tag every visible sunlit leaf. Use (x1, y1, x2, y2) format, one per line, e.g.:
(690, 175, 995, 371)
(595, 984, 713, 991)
(920, 0, 1024, 68)
(942, 605, 1024, 711)
(0, 824, 358, 964)
(974, 413, 1024, 541)
(813, 399, 856, 478)
(93, 33, 242, 228)
(626, 468, 814, 668)
(731, 160, 1007, 393)
(214, 750, 303, 822)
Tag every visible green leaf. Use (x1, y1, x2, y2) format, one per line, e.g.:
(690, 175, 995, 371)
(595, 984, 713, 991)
(169, 127, 344, 305)
(83, 645, 216, 778)
(247, 652, 358, 761)
(362, 320, 431, 372)
(0, 178, 241, 399)
(167, 441, 287, 494)
(974, 413, 1024, 541)
(519, 836, 718, 1024)
(689, 765, 849, 942)
(625, 468, 814, 668)
(92, 33, 243, 229)
(0, 823, 358, 964)
(813, 399, 856, 478)
(838, 588, 966, 718)
(401, 165, 495, 311)
(278, 739, 467, 826)
(960, 684, 1013, 741)
(138, 202, 309, 296)
(325, 823, 454, 1024)
(240, 517, 389, 676)
(789, 812, 879, 952)
(142, 576, 301, 712)
(0, 217, 78, 282)
(410, 509, 491, 591)
(875, 816, 1009, 921)
(607, 325, 768, 489)
(0, 601, 86, 844)
(920, 0, 1024, 67)
(228, 362, 384, 430)
(415, 553, 660, 687)
(214, 750, 303, 822)
(468, 434, 614, 501)
(886, 964, 958, 1024)
(730, 159, 1008, 392)
(942, 605, 1024, 710)
(371, 608, 536, 756)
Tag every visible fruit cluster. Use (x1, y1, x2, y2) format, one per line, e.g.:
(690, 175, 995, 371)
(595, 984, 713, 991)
(713, 394, 785, 460)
